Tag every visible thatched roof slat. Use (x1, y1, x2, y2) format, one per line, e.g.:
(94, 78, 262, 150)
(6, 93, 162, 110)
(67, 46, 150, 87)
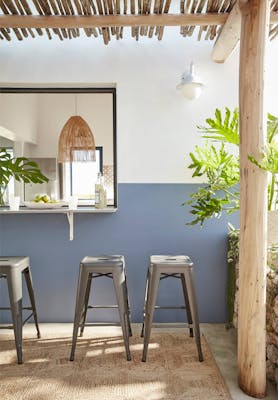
(77, 0, 95, 37)
(4, 0, 29, 37)
(93, 0, 109, 43)
(0, 26, 11, 39)
(19, 0, 43, 35)
(157, 0, 170, 39)
(0, 0, 278, 43)
(12, 0, 34, 36)
(30, 0, 52, 39)
(270, 23, 278, 39)
(148, 0, 159, 39)
(0, 0, 24, 39)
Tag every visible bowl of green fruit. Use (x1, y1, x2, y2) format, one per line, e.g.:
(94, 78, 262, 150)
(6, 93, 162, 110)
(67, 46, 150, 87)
(24, 194, 66, 209)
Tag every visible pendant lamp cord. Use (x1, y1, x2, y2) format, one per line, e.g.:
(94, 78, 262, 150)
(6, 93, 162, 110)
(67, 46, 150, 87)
(75, 94, 77, 116)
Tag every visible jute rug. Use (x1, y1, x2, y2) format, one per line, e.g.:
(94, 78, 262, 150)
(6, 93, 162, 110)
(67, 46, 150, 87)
(0, 327, 231, 400)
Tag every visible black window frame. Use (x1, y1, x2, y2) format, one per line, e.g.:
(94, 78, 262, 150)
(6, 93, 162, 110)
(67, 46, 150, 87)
(0, 86, 118, 208)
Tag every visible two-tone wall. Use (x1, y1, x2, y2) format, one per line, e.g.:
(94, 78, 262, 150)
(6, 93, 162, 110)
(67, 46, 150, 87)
(0, 28, 277, 323)
(0, 185, 239, 323)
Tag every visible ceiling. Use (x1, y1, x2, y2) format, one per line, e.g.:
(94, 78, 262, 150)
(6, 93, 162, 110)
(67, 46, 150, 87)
(0, 0, 278, 43)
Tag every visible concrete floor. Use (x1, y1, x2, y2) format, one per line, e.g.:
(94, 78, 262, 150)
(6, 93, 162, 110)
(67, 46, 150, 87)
(201, 324, 277, 400)
(2, 323, 277, 400)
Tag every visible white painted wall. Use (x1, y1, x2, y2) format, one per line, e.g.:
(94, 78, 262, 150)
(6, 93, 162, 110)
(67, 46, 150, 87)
(24, 92, 113, 165)
(0, 28, 277, 182)
(0, 93, 38, 143)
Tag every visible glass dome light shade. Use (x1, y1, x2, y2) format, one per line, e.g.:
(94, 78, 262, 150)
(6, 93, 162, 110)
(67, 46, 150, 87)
(176, 62, 204, 100)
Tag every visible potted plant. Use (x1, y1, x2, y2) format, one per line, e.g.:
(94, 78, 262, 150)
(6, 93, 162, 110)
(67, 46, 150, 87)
(0, 147, 49, 206)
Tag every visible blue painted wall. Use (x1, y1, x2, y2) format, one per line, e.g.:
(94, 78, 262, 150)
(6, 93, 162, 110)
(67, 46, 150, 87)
(0, 184, 239, 324)
(0, 215, 2, 255)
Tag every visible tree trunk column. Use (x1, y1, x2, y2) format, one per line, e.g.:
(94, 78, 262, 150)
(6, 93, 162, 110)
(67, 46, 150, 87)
(238, 0, 270, 398)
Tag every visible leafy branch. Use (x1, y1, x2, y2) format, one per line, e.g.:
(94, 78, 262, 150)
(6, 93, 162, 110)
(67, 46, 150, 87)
(248, 142, 278, 210)
(184, 108, 278, 226)
(185, 143, 239, 226)
(197, 107, 239, 145)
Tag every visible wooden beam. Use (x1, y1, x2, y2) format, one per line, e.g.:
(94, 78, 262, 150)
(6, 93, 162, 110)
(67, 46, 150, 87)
(212, 2, 241, 63)
(0, 12, 277, 30)
(212, 5, 278, 63)
(238, 0, 270, 398)
(0, 14, 228, 29)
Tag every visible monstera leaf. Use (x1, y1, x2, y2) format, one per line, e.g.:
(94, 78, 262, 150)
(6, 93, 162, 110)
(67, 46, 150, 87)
(0, 148, 49, 206)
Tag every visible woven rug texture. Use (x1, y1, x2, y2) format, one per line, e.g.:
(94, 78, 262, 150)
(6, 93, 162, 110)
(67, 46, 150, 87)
(0, 330, 231, 400)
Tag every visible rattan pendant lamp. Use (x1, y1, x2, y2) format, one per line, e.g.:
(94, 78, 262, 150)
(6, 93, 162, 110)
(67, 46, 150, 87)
(58, 95, 96, 163)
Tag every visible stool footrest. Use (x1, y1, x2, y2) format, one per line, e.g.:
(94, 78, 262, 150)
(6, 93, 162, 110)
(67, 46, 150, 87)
(151, 322, 193, 328)
(0, 313, 34, 328)
(23, 313, 34, 325)
(78, 322, 121, 328)
(0, 307, 32, 311)
(160, 274, 182, 280)
(87, 305, 119, 309)
(154, 306, 186, 309)
(0, 325, 14, 330)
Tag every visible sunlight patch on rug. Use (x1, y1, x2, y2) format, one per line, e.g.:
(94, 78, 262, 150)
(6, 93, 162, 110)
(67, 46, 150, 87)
(0, 329, 231, 400)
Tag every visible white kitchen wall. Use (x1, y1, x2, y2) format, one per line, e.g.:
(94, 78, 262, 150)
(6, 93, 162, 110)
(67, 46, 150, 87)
(0, 93, 38, 143)
(0, 27, 277, 182)
(24, 92, 113, 165)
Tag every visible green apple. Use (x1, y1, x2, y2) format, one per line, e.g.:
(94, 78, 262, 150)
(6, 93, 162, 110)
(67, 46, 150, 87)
(34, 194, 42, 202)
(42, 194, 50, 203)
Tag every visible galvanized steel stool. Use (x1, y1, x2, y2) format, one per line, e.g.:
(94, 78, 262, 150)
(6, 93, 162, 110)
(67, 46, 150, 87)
(141, 255, 203, 362)
(70, 255, 132, 361)
(0, 256, 40, 364)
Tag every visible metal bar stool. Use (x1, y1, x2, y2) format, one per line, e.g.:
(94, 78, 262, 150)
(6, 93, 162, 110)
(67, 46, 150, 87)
(0, 256, 40, 364)
(70, 255, 132, 361)
(141, 255, 203, 362)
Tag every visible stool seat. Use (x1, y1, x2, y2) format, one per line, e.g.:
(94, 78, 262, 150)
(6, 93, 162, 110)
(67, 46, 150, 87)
(0, 256, 40, 364)
(141, 254, 203, 363)
(150, 255, 193, 267)
(0, 256, 30, 271)
(81, 255, 125, 269)
(70, 255, 132, 362)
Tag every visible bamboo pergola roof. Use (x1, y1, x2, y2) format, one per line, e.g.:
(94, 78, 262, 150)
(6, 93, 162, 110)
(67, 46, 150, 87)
(0, 0, 278, 44)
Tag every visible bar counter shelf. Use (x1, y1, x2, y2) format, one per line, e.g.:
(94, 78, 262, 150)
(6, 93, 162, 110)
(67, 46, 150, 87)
(0, 206, 117, 240)
(0, 206, 117, 214)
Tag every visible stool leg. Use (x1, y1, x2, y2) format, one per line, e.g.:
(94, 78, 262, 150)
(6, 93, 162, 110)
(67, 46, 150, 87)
(123, 274, 132, 337)
(181, 273, 193, 337)
(7, 269, 23, 364)
(141, 268, 150, 338)
(70, 267, 89, 361)
(183, 268, 203, 362)
(113, 268, 131, 361)
(23, 267, 41, 339)
(80, 272, 93, 337)
(142, 268, 160, 362)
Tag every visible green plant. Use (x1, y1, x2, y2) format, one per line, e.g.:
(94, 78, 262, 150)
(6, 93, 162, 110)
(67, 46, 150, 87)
(185, 108, 278, 226)
(226, 224, 239, 327)
(226, 226, 278, 328)
(0, 148, 49, 206)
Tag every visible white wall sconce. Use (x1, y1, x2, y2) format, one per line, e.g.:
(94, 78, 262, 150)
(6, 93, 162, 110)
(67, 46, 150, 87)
(176, 62, 204, 100)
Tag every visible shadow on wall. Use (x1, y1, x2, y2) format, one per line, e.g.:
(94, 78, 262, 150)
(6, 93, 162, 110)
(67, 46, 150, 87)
(0, 184, 239, 324)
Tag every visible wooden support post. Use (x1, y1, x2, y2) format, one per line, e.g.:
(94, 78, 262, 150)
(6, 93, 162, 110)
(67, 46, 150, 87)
(238, 0, 270, 398)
